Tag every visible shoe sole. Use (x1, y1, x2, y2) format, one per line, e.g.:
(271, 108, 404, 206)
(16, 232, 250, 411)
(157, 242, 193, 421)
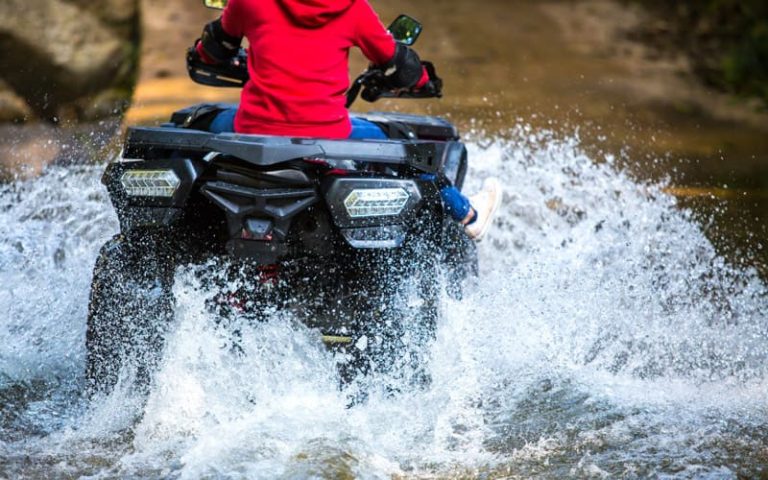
(473, 178, 502, 241)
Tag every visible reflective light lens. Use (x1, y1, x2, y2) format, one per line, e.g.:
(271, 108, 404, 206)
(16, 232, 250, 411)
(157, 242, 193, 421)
(341, 225, 405, 248)
(321, 335, 353, 345)
(343, 188, 410, 218)
(120, 170, 181, 197)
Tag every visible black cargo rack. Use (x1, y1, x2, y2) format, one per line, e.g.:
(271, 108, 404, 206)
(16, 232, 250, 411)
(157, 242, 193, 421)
(123, 127, 450, 173)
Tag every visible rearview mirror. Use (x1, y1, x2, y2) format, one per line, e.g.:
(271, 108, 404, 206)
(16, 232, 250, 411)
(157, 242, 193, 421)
(203, 0, 227, 9)
(388, 15, 422, 46)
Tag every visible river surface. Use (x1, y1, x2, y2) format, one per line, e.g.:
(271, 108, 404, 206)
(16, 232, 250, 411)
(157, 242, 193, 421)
(1, 127, 767, 478)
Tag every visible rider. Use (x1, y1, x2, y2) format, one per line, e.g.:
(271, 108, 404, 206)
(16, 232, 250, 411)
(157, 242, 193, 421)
(194, 0, 501, 240)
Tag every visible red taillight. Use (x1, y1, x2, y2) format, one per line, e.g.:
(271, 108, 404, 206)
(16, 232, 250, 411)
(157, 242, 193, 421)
(218, 292, 246, 313)
(303, 158, 329, 167)
(241, 228, 273, 241)
(256, 264, 280, 284)
(325, 168, 350, 176)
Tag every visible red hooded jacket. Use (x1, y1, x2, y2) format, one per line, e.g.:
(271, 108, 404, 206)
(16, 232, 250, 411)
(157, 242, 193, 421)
(215, 0, 401, 138)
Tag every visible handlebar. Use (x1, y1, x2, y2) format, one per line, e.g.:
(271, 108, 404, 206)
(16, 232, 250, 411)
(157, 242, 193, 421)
(345, 61, 443, 108)
(187, 45, 249, 88)
(186, 45, 443, 106)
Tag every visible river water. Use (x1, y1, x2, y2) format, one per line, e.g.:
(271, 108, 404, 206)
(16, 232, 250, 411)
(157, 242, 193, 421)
(1, 126, 766, 478)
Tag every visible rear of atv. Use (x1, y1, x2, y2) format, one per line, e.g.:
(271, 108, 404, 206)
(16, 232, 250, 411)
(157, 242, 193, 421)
(85, 112, 476, 395)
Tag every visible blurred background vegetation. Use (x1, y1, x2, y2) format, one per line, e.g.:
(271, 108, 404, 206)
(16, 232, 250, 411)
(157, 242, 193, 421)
(630, 0, 768, 108)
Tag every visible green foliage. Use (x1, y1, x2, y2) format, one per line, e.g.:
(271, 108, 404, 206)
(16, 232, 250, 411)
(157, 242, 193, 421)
(707, 0, 768, 103)
(721, 17, 768, 102)
(634, 0, 768, 107)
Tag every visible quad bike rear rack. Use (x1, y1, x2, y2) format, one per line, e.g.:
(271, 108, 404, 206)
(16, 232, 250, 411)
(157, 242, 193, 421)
(123, 126, 451, 174)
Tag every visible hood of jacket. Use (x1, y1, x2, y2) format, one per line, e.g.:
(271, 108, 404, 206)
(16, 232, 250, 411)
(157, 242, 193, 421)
(277, 0, 355, 28)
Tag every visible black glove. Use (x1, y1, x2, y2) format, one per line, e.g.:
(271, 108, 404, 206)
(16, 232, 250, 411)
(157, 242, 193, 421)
(381, 44, 424, 90)
(198, 18, 242, 64)
(187, 42, 249, 88)
(415, 61, 443, 98)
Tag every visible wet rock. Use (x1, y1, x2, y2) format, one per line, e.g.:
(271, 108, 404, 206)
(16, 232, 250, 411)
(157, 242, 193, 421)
(0, 0, 140, 123)
(0, 0, 139, 180)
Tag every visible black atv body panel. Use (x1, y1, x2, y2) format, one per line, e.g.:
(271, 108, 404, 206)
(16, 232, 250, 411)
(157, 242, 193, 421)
(105, 106, 470, 266)
(124, 126, 448, 174)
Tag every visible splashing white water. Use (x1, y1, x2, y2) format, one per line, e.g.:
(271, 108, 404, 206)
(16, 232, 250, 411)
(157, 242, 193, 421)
(1, 128, 767, 478)
(0, 166, 117, 382)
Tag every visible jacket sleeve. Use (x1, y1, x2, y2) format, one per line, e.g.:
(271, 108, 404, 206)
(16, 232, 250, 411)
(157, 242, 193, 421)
(221, 0, 244, 38)
(352, 0, 396, 66)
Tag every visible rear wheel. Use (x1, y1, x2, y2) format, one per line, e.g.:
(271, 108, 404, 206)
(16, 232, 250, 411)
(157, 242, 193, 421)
(339, 252, 440, 389)
(85, 233, 176, 395)
(442, 220, 478, 300)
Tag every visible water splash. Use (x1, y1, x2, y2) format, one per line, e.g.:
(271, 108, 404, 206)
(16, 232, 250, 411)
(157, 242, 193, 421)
(1, 128, 767, 478)
(0, 166, 117, 382)
(467, 129, 768, 384)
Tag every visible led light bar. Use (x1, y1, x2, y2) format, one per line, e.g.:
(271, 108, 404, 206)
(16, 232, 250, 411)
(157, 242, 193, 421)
(120, 169, 181, 198)
(343, 188, 410, 218)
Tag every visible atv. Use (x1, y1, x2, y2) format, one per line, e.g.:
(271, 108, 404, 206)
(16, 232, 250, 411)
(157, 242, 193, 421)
(85, 9, 477, 394)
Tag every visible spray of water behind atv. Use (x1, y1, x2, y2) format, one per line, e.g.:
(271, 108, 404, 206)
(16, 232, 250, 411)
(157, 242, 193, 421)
(170, 245, 447, 402)
(1, 128, 768, 477)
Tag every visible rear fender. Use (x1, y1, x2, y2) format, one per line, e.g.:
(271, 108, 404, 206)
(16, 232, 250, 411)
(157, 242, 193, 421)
(442, 142, 468, 190)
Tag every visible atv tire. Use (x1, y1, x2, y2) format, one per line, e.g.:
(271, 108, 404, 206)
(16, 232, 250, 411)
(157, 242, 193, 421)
(340, 252, 439, 389)
(85, 233, 176, 395)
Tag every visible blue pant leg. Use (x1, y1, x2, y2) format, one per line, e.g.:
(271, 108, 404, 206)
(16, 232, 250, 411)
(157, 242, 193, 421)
(440, 185, 472, 222)
(349, 117, 389, 140)
(210, 107, 237, 134)
(419, 174, 473, 222)
(212, 113, 387, 137)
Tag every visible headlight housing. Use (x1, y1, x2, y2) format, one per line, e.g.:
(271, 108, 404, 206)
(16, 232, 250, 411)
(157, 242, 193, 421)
(343, 188, 410, 218)
(324, 177, 422, 228)
(120, 169, 181, 198)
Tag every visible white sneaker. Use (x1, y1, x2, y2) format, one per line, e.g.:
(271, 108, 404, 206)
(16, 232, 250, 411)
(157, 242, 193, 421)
(464, 177, 502, 241)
